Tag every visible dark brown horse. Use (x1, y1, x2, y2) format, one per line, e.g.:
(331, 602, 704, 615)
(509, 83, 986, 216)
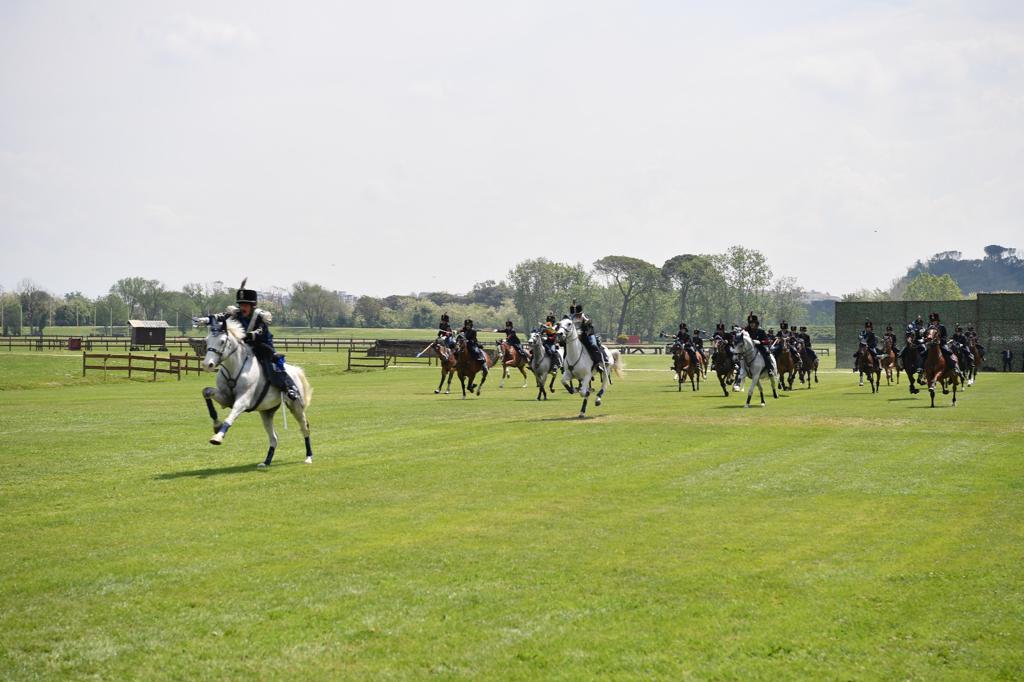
(857, 342, 881, 394)
(453, 333, 491, 398)
(495, 339, 529, 389)
(898, 332, 921, 394)
(795, 339, 819, 388)
(967, 337, 983, 386)
(923, 327, 958, 407)
(710, 338, 735, 397)
(772, 337, 798, 390)
(673, 344, 700, 392)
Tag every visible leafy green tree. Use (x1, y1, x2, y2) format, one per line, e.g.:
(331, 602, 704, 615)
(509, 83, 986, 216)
(662, 254, 717, 323)
(904, 273, 963, 301)
(710, 246, 772, 323)
(767, 276, 807, 326)
(17, 280, 53, 334)
(507, 258, 591, 327)
(354, 295, 385, 328)
(593, 256, 659, 336)
(841, 288, 891, 302)
(291, 282, 339, 328)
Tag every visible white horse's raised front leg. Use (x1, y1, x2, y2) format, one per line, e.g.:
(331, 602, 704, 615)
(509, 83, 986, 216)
(210, 402, 248, 445)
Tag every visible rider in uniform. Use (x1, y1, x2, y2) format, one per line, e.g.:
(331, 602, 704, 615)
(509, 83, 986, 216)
(883, 325, 898, 355)
(437, 313, 455, 348)
(227, 285, 299, 401)
(668, 323, 700, 370)
(744, 313, 774, 375)
(926, 312, 961, 378)
(778, 321, 801, 366)
(951, 324, 974, 368)
(967, 325, 985, 359)
(541, 314, 562, 369)
(691, 328, 707, 365)
(459, 318, 489, 375)
(797, 326, 817, 363)
(495, 320, 527, 361)
(570, 300, 606, 371)
(713, 322, 737, 372)
(853, 319, 879, 371)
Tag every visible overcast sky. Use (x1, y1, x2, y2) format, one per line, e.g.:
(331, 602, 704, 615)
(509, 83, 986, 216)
(1, 1, 1022, 299)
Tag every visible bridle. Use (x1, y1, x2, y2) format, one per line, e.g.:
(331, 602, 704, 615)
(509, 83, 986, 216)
(207, 331, 250, 391)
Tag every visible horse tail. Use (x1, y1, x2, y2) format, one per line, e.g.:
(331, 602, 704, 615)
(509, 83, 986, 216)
(296, 368, 313, 408)
(611, 349, 625, 377)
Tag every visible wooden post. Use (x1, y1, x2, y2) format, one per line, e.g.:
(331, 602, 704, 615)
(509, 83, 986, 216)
(152, 354, 158, 382)
(82, 351, 86, 377)
(128, 354, 132, 379)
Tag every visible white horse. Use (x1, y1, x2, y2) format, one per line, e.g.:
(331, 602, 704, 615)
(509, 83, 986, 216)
(730, 328, 778, 407)
(557, 317, 624, 418)
(197, 315, 314, 468)
(527, 330, 562, 401)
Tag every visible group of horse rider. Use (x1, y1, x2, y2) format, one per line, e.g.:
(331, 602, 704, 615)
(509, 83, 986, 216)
(851, 312, 984, 380)
(433, 300, 611, 376)
(666, 313, 818, 377)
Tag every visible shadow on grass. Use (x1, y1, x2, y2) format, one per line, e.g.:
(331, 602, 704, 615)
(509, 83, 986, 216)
(530, 414, 611, 422)
(888, 397, 920, 401)
(154, 461, 300, 480)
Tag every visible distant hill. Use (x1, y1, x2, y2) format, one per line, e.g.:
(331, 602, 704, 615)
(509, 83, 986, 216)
(897, 245, 1024, 295)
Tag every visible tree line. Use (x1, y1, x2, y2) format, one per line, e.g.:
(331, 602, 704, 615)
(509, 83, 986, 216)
(1, 246, 827, 340)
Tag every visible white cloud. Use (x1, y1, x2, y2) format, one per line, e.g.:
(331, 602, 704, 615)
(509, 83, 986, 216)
(151, 15, 260, 61)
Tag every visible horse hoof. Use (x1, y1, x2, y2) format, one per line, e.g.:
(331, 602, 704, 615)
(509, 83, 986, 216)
(256, 462, 268, 469)
(209, 433, 223, 445)
(578, 413, 586, 419)
(744, 404, 751, 408)
(595, 398, 602, 407)
(304, 456, 313, 464)
(445, 390, 450, 395)
(434, 389, 440, 394)
(760, 402, 766, 407)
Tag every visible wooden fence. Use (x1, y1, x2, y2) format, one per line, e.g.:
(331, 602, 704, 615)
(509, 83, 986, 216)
(82, 353, 182, 381)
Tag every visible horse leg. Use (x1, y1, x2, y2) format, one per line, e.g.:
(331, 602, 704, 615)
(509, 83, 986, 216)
(202, 386, 224, 433)
(289, 401, 314, 463)
(519, 365, 528, 388)
(210, 402, 247, 445)
(952, 378, 957, 407)
(459, 374, 467, 399)
(578, 384, 590, 418)
(595, 370, 607, 407)
(257, 408, 279, 467)
(476, 368, 487, 396)
(436, 370, 446, 394)
(549, 371, 557, 393)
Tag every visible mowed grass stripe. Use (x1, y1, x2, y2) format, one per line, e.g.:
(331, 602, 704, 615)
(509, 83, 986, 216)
(0, 353, 1021, 679)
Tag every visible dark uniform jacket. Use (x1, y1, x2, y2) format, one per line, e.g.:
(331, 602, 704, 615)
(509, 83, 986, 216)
(862, 330, 878, 351)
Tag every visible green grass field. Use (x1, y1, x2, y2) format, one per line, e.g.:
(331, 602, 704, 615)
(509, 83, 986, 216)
(1, 351, 1021, 679)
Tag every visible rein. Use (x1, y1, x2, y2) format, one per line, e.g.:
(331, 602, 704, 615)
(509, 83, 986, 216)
(212, 333, 250, 392)
(561, 321, 585, 373)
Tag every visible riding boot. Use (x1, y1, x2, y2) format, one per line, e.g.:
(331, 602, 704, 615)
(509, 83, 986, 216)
(273, 363, 300, 401)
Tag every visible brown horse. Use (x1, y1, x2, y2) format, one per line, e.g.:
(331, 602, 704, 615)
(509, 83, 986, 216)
(673, 344, 700, 392)
(879, 336, 899, 385)
(857, 342, 881, 393)
(495, 339, 529, 389)
(420, 338, 457, 395)
(795, 339, 819, 388)
(923, 327, 958, 407)
(454, 334, 492, 398)
(772, 337, 798, 390)
(710, 338, 736, 397)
